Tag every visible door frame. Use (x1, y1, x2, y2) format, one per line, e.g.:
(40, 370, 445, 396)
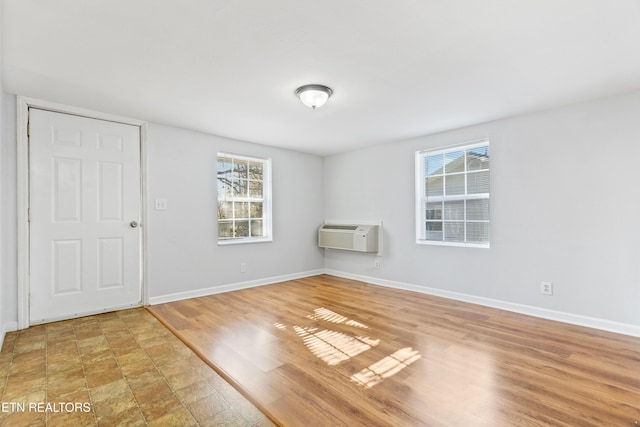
(16, 96, 149, 329)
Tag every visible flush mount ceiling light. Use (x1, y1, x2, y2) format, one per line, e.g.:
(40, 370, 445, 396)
(295, 84, 333, 109)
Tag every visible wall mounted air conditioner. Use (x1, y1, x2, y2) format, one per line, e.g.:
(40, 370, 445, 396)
(318, 224, 379, 253)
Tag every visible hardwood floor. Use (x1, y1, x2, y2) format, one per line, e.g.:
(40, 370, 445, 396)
(148, 275, 640, 426)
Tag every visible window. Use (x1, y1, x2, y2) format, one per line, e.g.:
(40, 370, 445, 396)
(415, 140, 490, 247)
(217, 153, 272, 244)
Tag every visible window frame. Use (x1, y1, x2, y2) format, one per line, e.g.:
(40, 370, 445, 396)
(415, 139, 490, 248)
(217, 152, 273, 245)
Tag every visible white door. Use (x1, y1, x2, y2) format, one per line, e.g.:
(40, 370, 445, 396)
(29, 108, 142, 323)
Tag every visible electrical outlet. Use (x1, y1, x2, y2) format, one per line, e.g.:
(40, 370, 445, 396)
(240, 263, 247, 273)
(541, 281, 553, 296)
(374, 258, 381, 269)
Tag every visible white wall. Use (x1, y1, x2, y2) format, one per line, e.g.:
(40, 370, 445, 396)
(0, 92, 17, 337)
(0, 3, 14, 342)
(0, 0, 4, 342)
(146, 123, 325, 301)
(0, 5, 20, 340)
(324, 91, 640, 330)
(1, 97, 21, 333)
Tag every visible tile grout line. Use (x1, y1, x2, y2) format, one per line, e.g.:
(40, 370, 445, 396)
(102, 313, 150, 426)
(79, 319, 100, 426)
(115, 310, 195, 426)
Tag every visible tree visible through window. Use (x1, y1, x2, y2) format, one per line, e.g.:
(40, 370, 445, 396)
(217, 153, 272, 243)
(416, 140, 490, 247)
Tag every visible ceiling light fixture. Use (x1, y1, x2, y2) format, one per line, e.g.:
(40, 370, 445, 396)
(295, 84, 333, 109)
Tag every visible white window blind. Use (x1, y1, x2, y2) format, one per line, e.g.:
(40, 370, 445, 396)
(416, 140, 490, 247)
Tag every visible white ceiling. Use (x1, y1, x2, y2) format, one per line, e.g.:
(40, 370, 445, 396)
(2, 0, 640, 156)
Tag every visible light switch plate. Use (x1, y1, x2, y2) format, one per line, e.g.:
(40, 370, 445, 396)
(155, 198, 168, 210)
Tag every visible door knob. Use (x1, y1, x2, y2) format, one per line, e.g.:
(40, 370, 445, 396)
(130, 221, 139, 228)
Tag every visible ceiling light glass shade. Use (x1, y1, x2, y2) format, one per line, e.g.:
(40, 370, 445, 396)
(295, 84, 333, 109)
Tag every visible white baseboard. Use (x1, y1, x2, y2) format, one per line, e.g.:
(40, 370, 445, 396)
(325, 269, 640, 338)
(30, 304, 142, 326)
(148, 269, 325, 305)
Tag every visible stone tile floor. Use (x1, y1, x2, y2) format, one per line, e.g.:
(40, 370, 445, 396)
(0, 308, 275, 426)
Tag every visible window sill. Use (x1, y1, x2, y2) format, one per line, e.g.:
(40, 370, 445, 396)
(218, 237, 273, 246)
(416, 239, 490, 249)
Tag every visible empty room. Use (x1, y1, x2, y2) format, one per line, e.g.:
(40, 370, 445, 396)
(1, 1, 640, 426)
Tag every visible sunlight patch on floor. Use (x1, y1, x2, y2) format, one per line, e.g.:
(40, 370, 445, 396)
(306, 307, 369, 329)
(293, 326, 379, 365)
(351, 347, 421, 388)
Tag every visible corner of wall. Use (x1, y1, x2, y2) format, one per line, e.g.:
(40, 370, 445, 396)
(0, 0, 5, 347)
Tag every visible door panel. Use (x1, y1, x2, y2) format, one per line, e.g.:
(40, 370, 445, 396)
(53, 157, 83, 221)
(98, 161, 124, 221)
(98, 237, 124, 289)
(52, 239, 82, 294)
(29, 108, 142, 323)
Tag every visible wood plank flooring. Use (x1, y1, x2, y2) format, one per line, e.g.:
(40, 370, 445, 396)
(147, 274, 640, 426)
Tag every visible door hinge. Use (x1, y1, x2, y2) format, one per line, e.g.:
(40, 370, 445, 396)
(27, 208, 31, 222)
(27, 122, 30, 137)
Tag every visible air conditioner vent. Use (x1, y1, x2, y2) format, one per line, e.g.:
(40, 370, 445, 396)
(322, 225, 358, 230)
(318, 224, 379, 253)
